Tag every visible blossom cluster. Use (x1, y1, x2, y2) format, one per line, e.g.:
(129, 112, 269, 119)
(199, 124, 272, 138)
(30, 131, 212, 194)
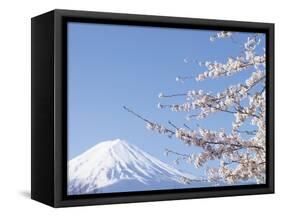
(210, 31, 233, 41)
(146, 122, 169, 134)
(171, 125, 266, 183)
(195, 56, 265, 82)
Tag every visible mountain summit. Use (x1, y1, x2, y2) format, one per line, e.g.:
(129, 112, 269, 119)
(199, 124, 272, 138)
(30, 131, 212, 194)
(68, 139, 202, 195)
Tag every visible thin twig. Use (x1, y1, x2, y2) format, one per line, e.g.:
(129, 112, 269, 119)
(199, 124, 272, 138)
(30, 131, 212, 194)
(168, 121, 179, 130)
(123, 106, 175, 135)
(123, 106, 153, 124)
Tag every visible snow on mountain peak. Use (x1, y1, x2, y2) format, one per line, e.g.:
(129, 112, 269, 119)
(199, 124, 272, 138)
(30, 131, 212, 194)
(68, 139, 201, 195)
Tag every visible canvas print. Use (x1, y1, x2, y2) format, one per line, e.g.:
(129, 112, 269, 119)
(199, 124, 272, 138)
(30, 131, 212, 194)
(67, 22, 266, 195)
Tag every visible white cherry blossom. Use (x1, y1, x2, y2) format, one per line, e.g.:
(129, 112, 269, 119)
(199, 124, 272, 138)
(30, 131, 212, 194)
(124, 31, 266, 185)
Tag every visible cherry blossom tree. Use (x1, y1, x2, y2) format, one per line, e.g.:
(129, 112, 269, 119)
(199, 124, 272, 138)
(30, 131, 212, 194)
(124, 31, 266, 185)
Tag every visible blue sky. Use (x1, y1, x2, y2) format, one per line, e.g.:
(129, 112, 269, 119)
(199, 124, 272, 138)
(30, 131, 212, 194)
(67, 22, 265, 176)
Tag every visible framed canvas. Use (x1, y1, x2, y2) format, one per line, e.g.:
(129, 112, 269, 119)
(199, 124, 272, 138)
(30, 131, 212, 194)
(31, 9, 274, 207)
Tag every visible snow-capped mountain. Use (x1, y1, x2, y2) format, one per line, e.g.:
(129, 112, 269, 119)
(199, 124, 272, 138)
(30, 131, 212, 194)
(68, 139, 208, 195)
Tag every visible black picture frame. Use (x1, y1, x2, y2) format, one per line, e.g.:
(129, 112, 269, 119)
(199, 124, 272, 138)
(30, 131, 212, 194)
(31, 9, 274, 207)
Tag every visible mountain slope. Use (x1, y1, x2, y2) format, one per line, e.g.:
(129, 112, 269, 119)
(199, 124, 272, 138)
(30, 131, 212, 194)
(68, 139, 207, 195)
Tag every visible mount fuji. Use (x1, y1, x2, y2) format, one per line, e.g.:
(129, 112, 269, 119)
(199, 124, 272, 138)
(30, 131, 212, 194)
(68, 139, 210, 195)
